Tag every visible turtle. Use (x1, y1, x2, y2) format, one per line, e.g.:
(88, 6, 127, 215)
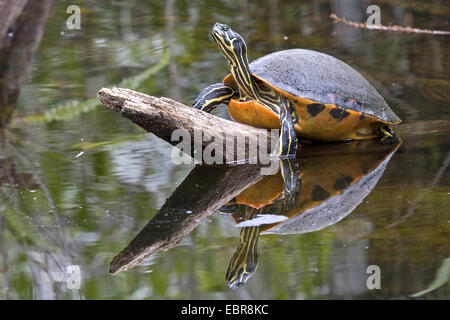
(193, 22, 402, 157)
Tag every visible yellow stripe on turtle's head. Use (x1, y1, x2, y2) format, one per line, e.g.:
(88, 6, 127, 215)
(211, 22, 248, 67)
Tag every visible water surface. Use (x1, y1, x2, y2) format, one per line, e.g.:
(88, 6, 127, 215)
(0, 0, 448, 299)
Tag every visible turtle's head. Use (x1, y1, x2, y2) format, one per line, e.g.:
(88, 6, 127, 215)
(211, 22, 248, 68)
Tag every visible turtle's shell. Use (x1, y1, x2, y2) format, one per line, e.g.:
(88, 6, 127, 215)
(224, 49, 401, 141)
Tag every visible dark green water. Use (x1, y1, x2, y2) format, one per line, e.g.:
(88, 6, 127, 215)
(0, 0, 448, 299)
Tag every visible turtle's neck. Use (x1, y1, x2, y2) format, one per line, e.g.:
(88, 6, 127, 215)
(228, 47, 258, 100)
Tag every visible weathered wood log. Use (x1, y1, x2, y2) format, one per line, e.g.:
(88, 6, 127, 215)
(98, 87, 281, 163)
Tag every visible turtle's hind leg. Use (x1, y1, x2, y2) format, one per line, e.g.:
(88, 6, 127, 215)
(193, 83, 237, 112)
(379, 125, 399, 143)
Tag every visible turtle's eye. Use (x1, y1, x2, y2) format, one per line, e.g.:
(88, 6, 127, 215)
(222, 26, 229, 31)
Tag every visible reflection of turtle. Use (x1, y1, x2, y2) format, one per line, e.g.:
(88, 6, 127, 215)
(193, 23, 401, 157)
(221, 140, 402, 289)
(109, 141, 402, 291)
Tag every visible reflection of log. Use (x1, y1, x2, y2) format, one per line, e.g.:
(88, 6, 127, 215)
(99, 88, 278, 162)
(0, 0, 53, 128)
(110, 163, 264, 275)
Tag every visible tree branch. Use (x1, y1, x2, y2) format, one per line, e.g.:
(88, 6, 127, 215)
(330, 13, 450, 35)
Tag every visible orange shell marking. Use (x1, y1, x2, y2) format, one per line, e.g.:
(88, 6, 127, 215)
(235, 175, 284, 209)
(224, 74, 394, 142)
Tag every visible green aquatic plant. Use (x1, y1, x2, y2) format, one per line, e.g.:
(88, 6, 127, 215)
(69, 134, 145, 151)
(23, 98, 100, 123)
(410, 257, 450, 298)
(22, 49, 170, 123)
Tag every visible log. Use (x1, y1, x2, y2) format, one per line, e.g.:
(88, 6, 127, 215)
(98, 87, 281, 163)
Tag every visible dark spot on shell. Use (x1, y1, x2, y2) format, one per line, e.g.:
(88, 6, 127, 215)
(359, 114, 365, 120)
(312, 185, 330, 201)
(307, 103, 325, 117)
(333, 175, 354, 191)
(330, 107, 350, 120)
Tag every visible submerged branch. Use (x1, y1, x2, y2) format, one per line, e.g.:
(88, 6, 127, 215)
(330, 13, 450, 35)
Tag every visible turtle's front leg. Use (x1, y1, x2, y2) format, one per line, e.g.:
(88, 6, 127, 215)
(271, 98, 298, 157)
(193, 83, 237, 113)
